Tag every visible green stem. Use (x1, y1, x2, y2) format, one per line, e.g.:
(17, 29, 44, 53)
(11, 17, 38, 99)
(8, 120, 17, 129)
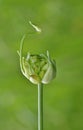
(38, 83, 43, 130)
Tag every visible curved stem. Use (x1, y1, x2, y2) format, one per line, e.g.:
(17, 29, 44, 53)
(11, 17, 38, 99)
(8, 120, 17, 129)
(38, 83, 43, 130)
(19, 35, 26, 73)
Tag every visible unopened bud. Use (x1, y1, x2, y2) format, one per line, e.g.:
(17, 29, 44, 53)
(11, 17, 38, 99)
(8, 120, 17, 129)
(17, 22, 56, 84)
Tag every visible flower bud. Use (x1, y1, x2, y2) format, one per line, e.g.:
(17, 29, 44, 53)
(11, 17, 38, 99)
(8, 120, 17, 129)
(17, 22, 56, 85)
(22, 52, 56, 84)
(17, 36, 56, 85)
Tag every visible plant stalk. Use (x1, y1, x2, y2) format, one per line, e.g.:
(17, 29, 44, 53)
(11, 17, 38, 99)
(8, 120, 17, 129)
(38, 83, 43, 130)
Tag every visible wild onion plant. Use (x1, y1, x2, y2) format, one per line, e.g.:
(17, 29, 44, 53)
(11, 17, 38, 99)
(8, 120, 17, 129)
(17, 21, 56, 130)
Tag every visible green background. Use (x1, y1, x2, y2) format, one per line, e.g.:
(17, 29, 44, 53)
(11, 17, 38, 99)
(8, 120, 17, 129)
(0, 0, 83, 130)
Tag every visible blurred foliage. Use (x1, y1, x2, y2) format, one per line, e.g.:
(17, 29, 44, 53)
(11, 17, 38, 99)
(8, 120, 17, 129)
(0, 0, 83, 130)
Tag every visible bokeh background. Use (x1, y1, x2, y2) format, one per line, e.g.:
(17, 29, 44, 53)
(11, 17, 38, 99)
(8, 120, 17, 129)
(0, 0, 83, 130)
